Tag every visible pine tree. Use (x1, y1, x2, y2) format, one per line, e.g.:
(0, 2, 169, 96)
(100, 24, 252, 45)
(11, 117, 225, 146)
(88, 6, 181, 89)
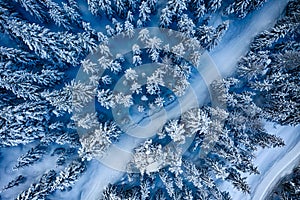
(225, 0, 268, 18)
(0, 101, 52, 147)
(14, 144, 47, 170)
(14, 0, 48, 22)
(114, 0, 127, 17)
(190, 0, 206, 21)
(167, 0, 187, 16)
(16, 170, 57, 200)
(42, 0, 72, 30)
(55, 159, 86, 191)
(97, 89, 116, 109)
(42, 80, 95, 113)
(207, 0, 222, 13)
(131, 139, 165, 175)
(225, 168, 250, 193)
(132, 44, 142, 66)
(237, 50, 270, 81)
(3, 13, 96, 65)
(72, 112, 99, 129)
(62, 0, 82, 25)
(177, 14, 195, 37)
(251, 51, 300, 125)
(139, 1, 151, 24)
(123, 20, 135, 38)
(0, 46, 37, 65)
(87, 0, 113, 18)
(159, 7, 172, 28)
(0, 61, 63, 101)
(164, 119, 186, 144)
(78, 122, 121, 161)
(1, 175, 26, 192)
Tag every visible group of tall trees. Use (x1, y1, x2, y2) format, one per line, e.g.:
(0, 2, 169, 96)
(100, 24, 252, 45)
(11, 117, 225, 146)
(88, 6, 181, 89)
(101, 0, 299, 199)
(237, 0, 300, 126)
(0, 1, 97, 199)
(0, 0, 298, 199)
(102, 75, 286, 199)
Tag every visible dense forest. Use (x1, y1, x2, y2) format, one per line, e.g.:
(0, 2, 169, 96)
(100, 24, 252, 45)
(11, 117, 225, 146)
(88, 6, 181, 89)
(0, 0, 299, 199)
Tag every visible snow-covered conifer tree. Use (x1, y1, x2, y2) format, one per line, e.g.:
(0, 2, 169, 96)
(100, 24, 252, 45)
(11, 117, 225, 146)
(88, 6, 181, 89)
(190, 0, 206, 21)
(0, 101, 52, 147)
(237, 50, 270, 81)
(123, 20, 135, 38)
(131, 139, 165, 175)
(225, 0, 268, 18)
(42, 0, 72, 30)
(139, 1, 151, 24)
(4, 16, 96, 64)
(0, 46, 37, 66)
(97, 89, 116, 109)
(78, 122, 121, 160)
(16, 170, 57, 200)
(72, 112, 99, 129)
(55, 159, 86, 191)
(177, 14, 195, 37)
(138, 28, 150, 42)
(81, 59, 99, 75)
(14, 0, 48, 22)
(225, 168, 250, 193)
(159, 7, 172, 28)
(14, 144, 47, 169)
(62, 0, 82, 25)
(1, 175, 26, 192)
(167, 0, 187, 16)
(164, 119, 186, 144)
(87, 0, 113, 17)
(43, 80, 95, 113)
(145, 37, 162, 62)
(207, 0, 222, 13)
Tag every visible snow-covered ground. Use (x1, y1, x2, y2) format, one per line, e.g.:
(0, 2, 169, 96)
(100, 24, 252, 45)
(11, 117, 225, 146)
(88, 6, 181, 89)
(251, 125, 300, 200)
(219, 124, 300, 200)
(76, 1, 295, 199)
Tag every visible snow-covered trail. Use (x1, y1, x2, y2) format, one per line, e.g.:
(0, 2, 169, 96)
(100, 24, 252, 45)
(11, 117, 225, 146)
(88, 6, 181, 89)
(227, 125, 300, 200)
(252, 128, 300, 200)
(211, 0, 289, 76)
(79, 0, 291, 199)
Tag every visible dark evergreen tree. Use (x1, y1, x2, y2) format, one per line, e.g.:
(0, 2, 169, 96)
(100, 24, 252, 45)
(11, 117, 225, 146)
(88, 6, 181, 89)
(225, 0, 268, 18)
(0, 101, 53, 147)
(14, 144, 47, 169)
(1, 175, 26, 192)
(14, 0, 48, 22)
(55, 159, 86, 191)
(195, 21, 229, 51)
(16, 170, 57, 200)
(41, 0, 72, 30)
